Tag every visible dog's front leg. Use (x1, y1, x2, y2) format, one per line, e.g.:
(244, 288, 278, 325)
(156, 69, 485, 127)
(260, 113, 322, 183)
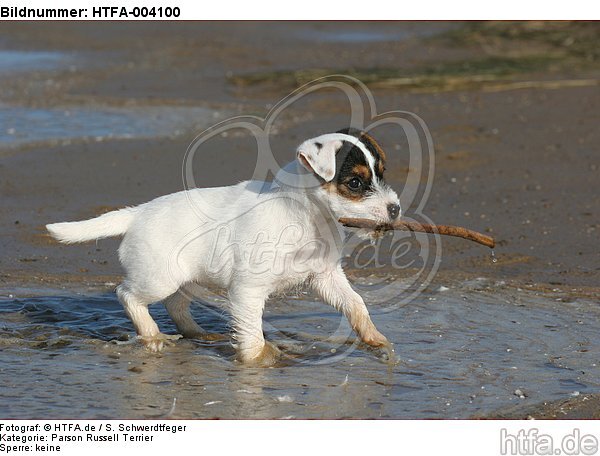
(312, 267, 390, 348)
(229, 286, 280, 366)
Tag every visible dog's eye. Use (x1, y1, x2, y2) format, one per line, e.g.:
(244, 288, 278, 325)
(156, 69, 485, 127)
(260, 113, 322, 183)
(347, 178, 363, 191)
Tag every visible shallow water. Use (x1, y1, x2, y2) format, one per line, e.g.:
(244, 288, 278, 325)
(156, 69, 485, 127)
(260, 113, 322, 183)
(0, 104, 216, 146)
(1, 278, 598, 419)
(292, 24, 448, 43)
(0, 48, 222, 147)
(0, 50, 74, 73)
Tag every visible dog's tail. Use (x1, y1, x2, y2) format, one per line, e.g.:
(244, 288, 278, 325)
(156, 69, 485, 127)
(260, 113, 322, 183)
(46, 207, 137, 244)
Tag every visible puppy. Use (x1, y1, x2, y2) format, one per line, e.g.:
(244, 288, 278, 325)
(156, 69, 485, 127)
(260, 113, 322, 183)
(47, 128, 401, 365)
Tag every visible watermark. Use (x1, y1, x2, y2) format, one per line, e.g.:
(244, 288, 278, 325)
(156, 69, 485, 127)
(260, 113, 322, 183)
(170, 74, 439, 363)
(501, 428, 599, 456)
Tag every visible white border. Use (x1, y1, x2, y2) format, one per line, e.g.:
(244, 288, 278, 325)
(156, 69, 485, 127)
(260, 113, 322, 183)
(1, 0, 597, 20)
(2, 420, 600, 456)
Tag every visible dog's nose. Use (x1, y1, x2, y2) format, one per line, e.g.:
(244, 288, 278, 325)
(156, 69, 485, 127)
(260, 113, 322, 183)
(387, 203, 400, 220)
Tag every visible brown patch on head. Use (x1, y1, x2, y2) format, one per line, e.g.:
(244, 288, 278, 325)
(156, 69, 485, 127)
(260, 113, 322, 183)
(360, 132, 387, 177)
(352, 164, 372, 181)
(321, 181, 365, 201)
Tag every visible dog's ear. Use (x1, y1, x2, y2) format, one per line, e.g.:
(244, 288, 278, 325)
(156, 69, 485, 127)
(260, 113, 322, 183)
(296, 137, 342, 182)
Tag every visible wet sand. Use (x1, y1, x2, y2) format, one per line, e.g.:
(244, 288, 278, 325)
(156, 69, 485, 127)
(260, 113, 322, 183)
(0, 22, 599, 418)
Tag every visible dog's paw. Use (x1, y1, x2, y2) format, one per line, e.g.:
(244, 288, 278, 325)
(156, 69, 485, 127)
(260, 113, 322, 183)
(139, 333, 182, 352)
(239, 341, 281, 367)
(356, 319, 390, 347)
(361, 328, 389, 348)
(360, 329, 397, 364)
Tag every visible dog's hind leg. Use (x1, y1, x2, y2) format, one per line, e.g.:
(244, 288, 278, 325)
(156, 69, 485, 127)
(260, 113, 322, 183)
(117, 283, 181, 352)
(164, 289, 226, 341)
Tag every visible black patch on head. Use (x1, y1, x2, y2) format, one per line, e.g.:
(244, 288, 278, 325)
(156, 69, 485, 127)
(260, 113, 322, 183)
(334, 140, 374, 197)
(337, 128, 386, 180)
(314, 141, 323, 150)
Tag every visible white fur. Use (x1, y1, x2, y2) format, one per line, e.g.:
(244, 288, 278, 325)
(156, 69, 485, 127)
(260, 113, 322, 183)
(46, 133, 400, 364)
(47, 207, 136, 243)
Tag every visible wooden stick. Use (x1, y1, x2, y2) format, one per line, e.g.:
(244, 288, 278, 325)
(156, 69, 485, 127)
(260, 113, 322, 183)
(339, 217, 495, 249)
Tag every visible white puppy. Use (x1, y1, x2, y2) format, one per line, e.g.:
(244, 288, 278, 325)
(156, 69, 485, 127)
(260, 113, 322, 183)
(47, 128, 401, 365)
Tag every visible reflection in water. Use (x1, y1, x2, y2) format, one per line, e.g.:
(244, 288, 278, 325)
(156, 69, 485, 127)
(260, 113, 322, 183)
(0, 278, 599, 418)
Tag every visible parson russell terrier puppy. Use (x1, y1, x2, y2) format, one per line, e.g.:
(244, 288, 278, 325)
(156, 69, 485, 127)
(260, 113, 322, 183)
(47, 128, 401, 365)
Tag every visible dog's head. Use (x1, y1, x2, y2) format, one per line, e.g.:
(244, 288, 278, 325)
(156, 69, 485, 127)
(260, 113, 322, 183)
(297, 128, 401, 223)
